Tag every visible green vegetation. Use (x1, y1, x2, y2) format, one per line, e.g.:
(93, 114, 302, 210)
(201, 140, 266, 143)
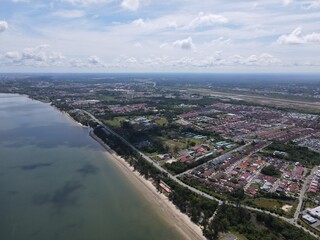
(98, 95, 115, 102)
(266, 142, 320, 167)
(93, 125, 219, 232)
(261, 165, 281, 177)
(303, 200, 318, 210)
(178, 176, 228, 201)
(219, 231, 248, 240)
(164, 153, 216, 175)
(164, 161, 188, 174)
(163, 177, 218, 225)
(104, 117, 127, 127)
(244, 198, 296, 217)
(155, 117, 168, 126)
(204, 204, 316, 240)
(298, 219, 320, 236)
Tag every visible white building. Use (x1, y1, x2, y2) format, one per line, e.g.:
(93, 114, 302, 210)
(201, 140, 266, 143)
(302, 214, 317, 224)
(307, 206, 320, 219)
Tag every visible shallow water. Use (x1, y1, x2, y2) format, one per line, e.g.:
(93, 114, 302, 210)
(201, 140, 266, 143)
(0, 94, 183, 240)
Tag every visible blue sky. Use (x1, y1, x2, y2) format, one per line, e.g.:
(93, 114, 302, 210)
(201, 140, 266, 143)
(0, 0, 320, 72)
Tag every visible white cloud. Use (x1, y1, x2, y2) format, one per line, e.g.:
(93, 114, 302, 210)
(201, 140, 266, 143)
(22, 45, 49, 61)
(61, 0, 110, 5)
(228, 53, 281, 66)
(167, 21, 178, 28)
(2, 45, 66, 67)
(133, 42, 142, 48)
(187, 12, 228, 29)
(0, 21, 8, 32)
(70, 58, 87, 68)
(138, 52, 281, 69)
(225, 53, 280, 66)
(277, 27, 320, 44)
(302, 0, 320, 9)
(211, 37, 231, 45)
(173, 37, 194, 50)
(304, 32, 320, 42)
(88, 55, 105, 66)
(283, 0, 292, 6)
(125, 57, 137, 63)
(121, 0, 140, 11)
(231, 54, 244, 64)
(5, 51, 21, 61)
(47, 52, 65, 63)
(132, 18, 146, 27)
(258, 53, 281, 64)
(52, 10, 86, 19)
(11, 0, 30, 3)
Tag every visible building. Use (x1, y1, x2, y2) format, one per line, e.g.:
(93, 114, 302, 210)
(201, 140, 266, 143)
(159, 181, 172, 196)
(307, 206, 320, 219)
(302, 214, 317, 224)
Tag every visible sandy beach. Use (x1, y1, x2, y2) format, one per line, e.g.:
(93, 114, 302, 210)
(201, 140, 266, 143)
(90, 131, 205, 240)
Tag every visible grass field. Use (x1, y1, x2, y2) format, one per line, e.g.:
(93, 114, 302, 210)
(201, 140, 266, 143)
(155, 117, 168, 126)
(104, 117, 127, 127)
(220, 231, 248, 240)
(98, 95, 115, 102)
(245, 198, 297, 217)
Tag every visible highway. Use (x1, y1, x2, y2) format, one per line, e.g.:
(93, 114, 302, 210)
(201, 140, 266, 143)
(83, 110, 319, 239)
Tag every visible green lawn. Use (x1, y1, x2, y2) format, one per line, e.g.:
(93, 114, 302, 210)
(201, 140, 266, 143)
(104, 117, 127, 127)
(303, 200, 318, 210)
(155, 117, 168, 126)
(220, 231, 248, 240)
(245, 198, 297, 217)
(98, 95, 115, 102)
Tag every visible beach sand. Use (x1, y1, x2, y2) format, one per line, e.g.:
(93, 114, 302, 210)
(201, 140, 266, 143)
(90, 131, 205, 240)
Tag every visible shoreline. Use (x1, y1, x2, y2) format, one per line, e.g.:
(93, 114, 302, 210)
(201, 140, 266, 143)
(62, 110, 88, 128)
(89, 130, 205, 240)
(2, 94, 204, 239)
(6, 93, 205, 239)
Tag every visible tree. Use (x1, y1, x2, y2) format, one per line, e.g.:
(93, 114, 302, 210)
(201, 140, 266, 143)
(231, 188, 245, 206)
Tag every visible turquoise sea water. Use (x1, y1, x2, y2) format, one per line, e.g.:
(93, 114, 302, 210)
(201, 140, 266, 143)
(0, 94, 182, 240)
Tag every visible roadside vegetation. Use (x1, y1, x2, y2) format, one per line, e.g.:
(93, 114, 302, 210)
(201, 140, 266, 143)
(261, 165, 281, 178)
(244, 198, 297, 218)
(266, 142, 320, 167)
(204, 204, 316, 240)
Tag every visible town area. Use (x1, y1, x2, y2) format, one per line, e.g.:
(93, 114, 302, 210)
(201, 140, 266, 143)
(1, 74, 320, 239)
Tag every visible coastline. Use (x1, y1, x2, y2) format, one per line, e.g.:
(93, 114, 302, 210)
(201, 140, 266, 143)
(62, 110, 88, 128)
(89, 130, 205, 240)
(16, 94, 205, 239)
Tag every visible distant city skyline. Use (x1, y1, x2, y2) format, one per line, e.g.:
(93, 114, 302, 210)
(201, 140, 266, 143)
(0, 0, 320, 72)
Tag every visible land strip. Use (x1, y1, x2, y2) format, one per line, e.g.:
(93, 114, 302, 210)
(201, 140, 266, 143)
(188, 89, 320, 113)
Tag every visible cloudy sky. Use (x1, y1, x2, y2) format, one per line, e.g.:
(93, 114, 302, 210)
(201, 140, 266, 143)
(0, 0, 320, 72)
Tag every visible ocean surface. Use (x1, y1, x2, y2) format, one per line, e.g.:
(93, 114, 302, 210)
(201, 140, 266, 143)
(0, 94, 183, 240)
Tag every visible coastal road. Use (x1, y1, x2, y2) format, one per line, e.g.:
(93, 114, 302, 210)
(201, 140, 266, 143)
(83, 110, 223, 204)
(83, 110, 319, 239)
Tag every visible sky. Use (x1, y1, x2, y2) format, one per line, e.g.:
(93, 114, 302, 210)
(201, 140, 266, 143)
(0, 0, 320, 73)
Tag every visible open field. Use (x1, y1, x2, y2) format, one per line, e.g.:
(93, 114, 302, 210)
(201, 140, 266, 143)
(245, 198, 297, 217)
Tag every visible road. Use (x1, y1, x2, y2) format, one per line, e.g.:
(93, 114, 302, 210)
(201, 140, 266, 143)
(175, 143, 250, 177)
(294, 166, 318, 221)
(83, 110, 319, 239)
(83, 110, 224, 203)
